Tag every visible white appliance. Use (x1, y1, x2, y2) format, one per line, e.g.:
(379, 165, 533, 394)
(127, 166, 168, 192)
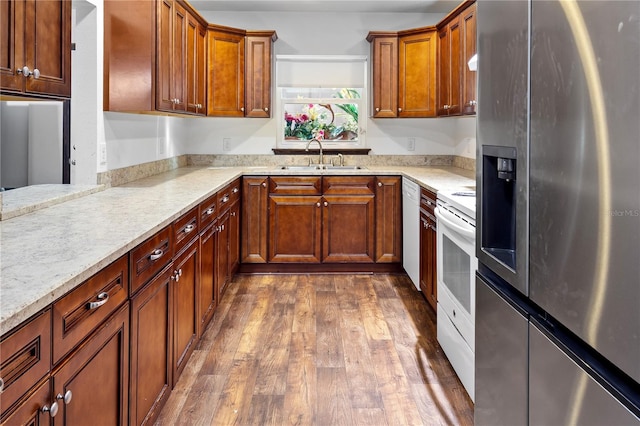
(434, 190, 477, 401)
(402, 177, 420, 290)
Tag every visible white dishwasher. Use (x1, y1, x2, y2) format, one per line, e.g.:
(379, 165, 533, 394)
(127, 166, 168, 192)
(402, 177, 420, 290)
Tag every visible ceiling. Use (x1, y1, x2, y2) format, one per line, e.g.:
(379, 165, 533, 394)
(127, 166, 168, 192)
(189, 0, 461, 14)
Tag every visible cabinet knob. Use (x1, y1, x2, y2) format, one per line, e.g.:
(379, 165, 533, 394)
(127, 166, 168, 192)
(316, 202, 321, 208)
(240, 107, 245, 112)
(32, 68, 40, 79)
(231, 211, 236, 217)
(42, 402, 59, 418)
(17, 66, 38, 78)
(57, 390, 73, 405)
(378, 182, 383, 187)
(398, 107, 402, 112)
(262, 182, 267, 187)
(469, 100, 477, 106)
(375, 107, 380, 112)
(323, 201, 328, 207)
(264, 107, 269, 112)
(232, 187, 239, 194)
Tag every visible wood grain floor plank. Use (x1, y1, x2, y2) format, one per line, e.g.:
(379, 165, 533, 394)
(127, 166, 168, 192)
(283, 331, 317, 425)
(317, 367, 354, 426)
(156, 274, 474, 425)
(316, 290, 345, 368)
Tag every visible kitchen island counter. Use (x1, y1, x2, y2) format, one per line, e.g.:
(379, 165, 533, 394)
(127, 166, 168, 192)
(0, 165, 474, 335)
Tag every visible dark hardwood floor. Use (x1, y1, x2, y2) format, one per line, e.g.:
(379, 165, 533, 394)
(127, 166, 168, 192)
(155, 274, 473, 425)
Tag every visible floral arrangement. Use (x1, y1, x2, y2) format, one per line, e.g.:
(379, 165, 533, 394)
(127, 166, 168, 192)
(284, 100, 358, 141)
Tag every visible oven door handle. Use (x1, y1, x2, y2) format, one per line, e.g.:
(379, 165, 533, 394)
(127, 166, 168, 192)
(434, 206, 475, 239)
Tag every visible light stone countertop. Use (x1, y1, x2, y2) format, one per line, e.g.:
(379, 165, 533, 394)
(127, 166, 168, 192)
(0, 165, 474, 335)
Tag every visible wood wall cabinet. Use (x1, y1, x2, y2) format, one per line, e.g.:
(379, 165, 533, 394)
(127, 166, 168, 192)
(460, 2, 477, 115)
(420, 188, 438, 312)
(367, 27, 437, 118)
(187, 14, 207, 115)
(241, 177, 269, 263)
(368, 33, 398, 118)
(0, 0, 71, 98)
(375, 176, 402, 263)
(207, 27, 277, 117)
(245, 31, 276, 117)
(398, 29, 438, 117)
(437, 0, 477, 116)
(104, 0, 207, 115)
(207, 25, 245, 117)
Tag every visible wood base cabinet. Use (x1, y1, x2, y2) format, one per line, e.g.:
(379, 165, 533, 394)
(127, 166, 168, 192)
(375, 176, 402, 263)
(241, 177, 269, 264)
(52, 303, 130, 425)
(130, 265, 173, 426)
(172, 238, 199, 386)
(198, 222, 218, 337)
(420, 189, 438, 311)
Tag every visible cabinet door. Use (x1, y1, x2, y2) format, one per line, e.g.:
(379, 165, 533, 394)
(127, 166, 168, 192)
(25, 0, 71, 97)
(420, 211, 437, 311)
(157, 0, 186, 112)
(322, 195, 375, 263)
(207, 28, 245, 117)
(461, 3, 477, 115)
(52, 303, 129, 426)
(186, 14, 206, 115)
(228, 199, 240, 275)
(241, 177, 268, 263)
(198, 222, 217, 336)
(130, 265, 172, 426)
(375, 177, 402, 263)
(0, 379, 51, 426)
(172, 240, 199, 386)
(245, 34, 273, 118)
(0, 0, 25, 93)
(268, 195, 322, 263)
(216, 211, 230, 299)
(369, 34, 398, 118)
(438, 17, 462, 116)
(398, 30, 437, 117)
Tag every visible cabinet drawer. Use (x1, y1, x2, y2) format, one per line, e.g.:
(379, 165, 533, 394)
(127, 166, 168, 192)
(0, 378, 51, 426)
(217, 184, 233, 216)
(174, 207, 199, 255)
(199, 192, 218, 229)
(323, 176, 375, 195)
(52, 255, 128, 365)
(228, 178, 241, 204)
(420, 188, 437, 214)
(130, 226, 173, 295)
(269, 176, 322, 195)
(0, 310, 51, 420)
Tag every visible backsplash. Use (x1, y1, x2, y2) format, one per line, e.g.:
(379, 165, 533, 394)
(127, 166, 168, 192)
(97, 154, 475, 187)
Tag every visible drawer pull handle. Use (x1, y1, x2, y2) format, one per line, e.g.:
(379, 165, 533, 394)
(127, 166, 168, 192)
(57, 390, 73, 405)
(42, 402, 59, 417)
(87, 292, 109, 310)
(184, 224, 195, 234)
(221, 195, 230, 203)
(206, 208, 215, 216)
(149, 249, 164, 261)
(232, 187, 239, 194)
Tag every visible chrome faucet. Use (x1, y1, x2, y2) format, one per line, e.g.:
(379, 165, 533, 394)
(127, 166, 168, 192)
(305, 138, 324, 165)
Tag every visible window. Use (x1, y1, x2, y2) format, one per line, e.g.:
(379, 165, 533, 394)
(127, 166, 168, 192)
(276, 55, 367, 148)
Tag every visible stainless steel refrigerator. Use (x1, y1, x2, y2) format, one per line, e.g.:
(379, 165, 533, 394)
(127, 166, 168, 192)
(475, 1, 640, 424)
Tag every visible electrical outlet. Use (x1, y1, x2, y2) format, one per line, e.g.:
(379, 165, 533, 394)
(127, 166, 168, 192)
(408, 137, 416, 151)
(223, 138, 231, 151)
(157, 137, 166, 155)
(99, 144, 107, 165)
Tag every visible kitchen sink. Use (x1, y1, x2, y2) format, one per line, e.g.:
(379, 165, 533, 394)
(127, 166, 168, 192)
(278, 165, 366, 171)
(278, 165, 323, 170)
